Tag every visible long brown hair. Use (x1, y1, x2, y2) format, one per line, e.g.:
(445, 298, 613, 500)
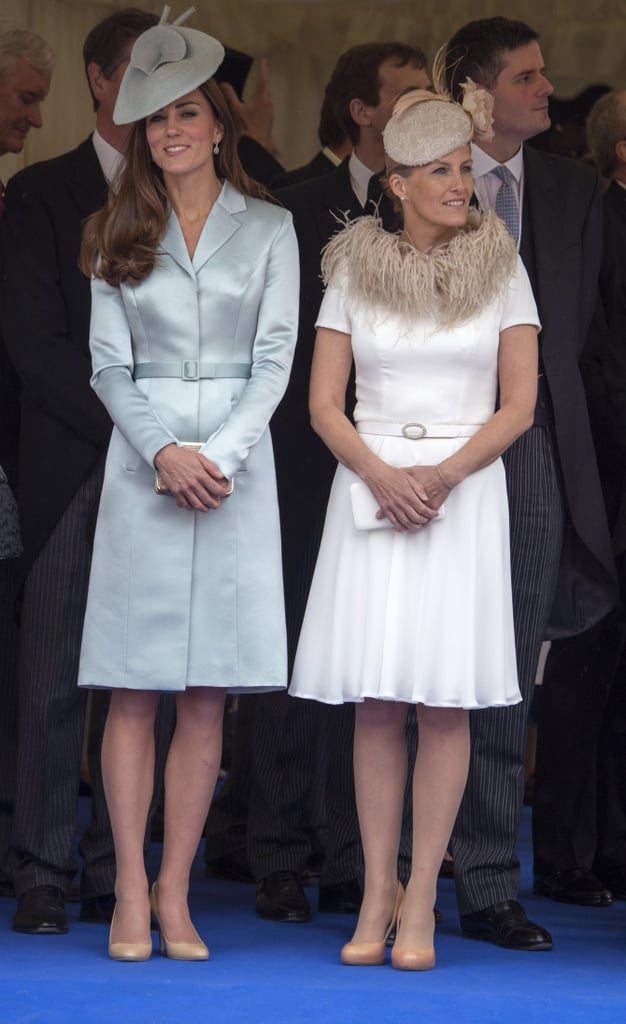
(81, 78, 269, 286)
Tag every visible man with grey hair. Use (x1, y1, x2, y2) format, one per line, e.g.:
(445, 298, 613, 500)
(0, 19, 53, 900)
(587, 89, 626, 182)
(0, 20, 53, 158)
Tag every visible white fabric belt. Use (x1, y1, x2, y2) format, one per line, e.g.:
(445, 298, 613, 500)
(134, 361, 252, 381)
(356, 420, 482, 439)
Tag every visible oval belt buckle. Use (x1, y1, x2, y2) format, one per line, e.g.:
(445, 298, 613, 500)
(402, 422, 427, 440)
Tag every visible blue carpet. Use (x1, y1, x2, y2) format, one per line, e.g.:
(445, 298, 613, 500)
(1, 809, 625, 1023)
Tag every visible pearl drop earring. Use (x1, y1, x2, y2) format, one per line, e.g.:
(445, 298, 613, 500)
(213, 141, 220, 156)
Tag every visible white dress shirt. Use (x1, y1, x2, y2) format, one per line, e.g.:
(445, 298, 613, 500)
(92, 128, 125, 188)
(471, 143, 524, 250)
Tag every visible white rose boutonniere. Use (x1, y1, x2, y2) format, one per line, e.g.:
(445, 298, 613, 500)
(460, 78, 495, 141)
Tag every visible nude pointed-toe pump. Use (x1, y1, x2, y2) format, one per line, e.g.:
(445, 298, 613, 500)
(107, 906, 153, 962)
(149, 883, 209, 961)
(341, 883, 404, 966)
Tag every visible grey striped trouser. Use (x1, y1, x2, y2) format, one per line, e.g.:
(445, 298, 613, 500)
(0, 557, 20, 881)
(450, 425, 565, 915)
(10, 459, 114, 896)
(11, 457, 175, 897)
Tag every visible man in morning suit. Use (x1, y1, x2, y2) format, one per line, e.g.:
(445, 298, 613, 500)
(443, 16, 616, 950)
(529, 89, 626, 908)
(0, 8, 167, 935)
(250, 41, 430, 922)
(0, 19, 54, 899)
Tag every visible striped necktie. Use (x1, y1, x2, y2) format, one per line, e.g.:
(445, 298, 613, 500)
(493, 164, 519, 242)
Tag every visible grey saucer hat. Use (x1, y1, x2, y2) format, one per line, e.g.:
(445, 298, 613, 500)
(113, 5, 225, 126)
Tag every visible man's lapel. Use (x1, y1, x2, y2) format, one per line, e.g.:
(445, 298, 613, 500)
(69, 136, 108, 218)
(521, 145, 563, 310)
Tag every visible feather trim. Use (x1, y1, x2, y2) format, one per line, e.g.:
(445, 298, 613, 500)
(321, 209, 518, 329)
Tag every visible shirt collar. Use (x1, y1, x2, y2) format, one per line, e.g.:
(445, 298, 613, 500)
(92, 128, 125, 188)
(321, 145, 343, 169)
(471, 142, 524, 183)
(349, 150, 376, 207)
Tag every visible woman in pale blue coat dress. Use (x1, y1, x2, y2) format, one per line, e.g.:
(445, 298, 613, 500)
(78, 14, 298, 961)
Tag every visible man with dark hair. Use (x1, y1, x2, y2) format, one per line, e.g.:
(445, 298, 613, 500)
(276, 42, 428, 191)
(332, 42, 428, 147)
(204, 40, 430, 924)
(82, 6, 155, 111)
(445, 18, 539, 94)
(0, 7, 170, 936)
(528, 88, 626, 911)
(442, 16, 616, 951)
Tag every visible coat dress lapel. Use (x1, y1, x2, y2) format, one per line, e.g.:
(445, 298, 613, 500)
(160, 180, 246, 279)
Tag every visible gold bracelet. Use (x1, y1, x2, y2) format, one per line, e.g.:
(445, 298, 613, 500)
(436, 464, 453, 490)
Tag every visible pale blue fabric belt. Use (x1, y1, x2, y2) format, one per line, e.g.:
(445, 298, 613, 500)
(357, 420, 482, 439)
(134, 361, 252, 381)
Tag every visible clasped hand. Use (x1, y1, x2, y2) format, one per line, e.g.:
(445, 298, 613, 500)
(154, 443, 231, 511)
(366, 464, 448, 531)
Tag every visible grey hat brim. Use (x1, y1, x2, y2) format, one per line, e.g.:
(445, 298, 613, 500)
(113, 24, 225, 126)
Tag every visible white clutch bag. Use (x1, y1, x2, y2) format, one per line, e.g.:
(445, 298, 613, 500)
(350, 482, 445, 531)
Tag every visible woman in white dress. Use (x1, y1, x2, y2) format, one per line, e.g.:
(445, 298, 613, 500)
(290, 88, 539, 969)
(78, 13, 298, 962)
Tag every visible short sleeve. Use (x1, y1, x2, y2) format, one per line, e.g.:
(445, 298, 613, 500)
(315, 281, 352, 335)
(500, 256, 541, 332)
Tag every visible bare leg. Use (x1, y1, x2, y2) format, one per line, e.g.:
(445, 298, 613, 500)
(350, 699, 408, 943)
(155, 686, 226, 942)
(398, 705, 470, 951)
(102, 688, 161, 944)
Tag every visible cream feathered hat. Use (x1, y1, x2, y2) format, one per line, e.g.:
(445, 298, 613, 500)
(113, 6, 225, 126)
(383, 61, 495, 168)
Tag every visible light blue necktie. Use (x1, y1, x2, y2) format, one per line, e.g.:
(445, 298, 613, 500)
(493, 165, 519, 243)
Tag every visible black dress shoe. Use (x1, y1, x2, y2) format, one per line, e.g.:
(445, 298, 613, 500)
(595, 866, 626, 901)
(318, 878, 362, 914)
(255, 870, 311, 923)
(79, 891, 116, 924)
(533, 869, 613, 906)
(13, 885, 68, 935)
(460, 899, 552, 951)
(204, 850, 254, 884)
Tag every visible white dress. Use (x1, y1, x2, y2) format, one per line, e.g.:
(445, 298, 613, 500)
(290, 232, 540, 709)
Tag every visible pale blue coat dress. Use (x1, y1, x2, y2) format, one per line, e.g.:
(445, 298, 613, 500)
(78, 182, 299, 692)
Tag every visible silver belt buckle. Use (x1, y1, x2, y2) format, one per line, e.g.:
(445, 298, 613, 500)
(182, 360, 199, 381)
(402, 422, 427, 440)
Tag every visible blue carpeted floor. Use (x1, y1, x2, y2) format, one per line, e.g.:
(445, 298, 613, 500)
(1, 808, 625, 1023)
